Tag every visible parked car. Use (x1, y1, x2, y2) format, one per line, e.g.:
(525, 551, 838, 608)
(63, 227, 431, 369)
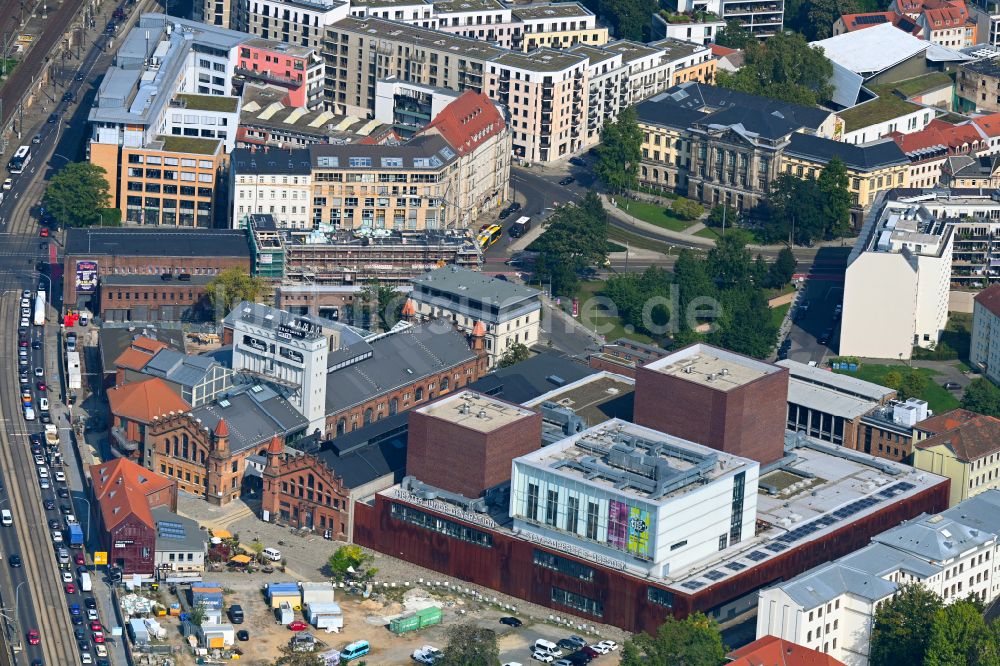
(943, 382, 962, 390)
(558, 176, 575, 186)
(569, 156, 586, 167)
(237, 629, 249, 641)
(499, 616, 522, 627)
(287, 620, 308, 632)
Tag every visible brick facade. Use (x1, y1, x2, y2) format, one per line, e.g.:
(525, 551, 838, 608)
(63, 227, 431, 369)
(99, 279, 214, 322)
(326, 351, 488, 438)
(261, 440, 350, 538)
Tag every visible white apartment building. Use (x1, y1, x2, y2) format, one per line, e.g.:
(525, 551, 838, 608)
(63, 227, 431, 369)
(433, 0, 518, 46)
(758, 490, 1000, 666)
(651, 13, 727, 44)
(230, 149, 314, 229)
(409, 265, 541, 367)
(841, 196, 954, 359)
(971, 283, 1000, 382)
(235, 0, 350, 48)
(602, 41, 672, 106)
(510, 418, 760, 578)
(670, 0, 783, 37)
(348, 0, 434, 25)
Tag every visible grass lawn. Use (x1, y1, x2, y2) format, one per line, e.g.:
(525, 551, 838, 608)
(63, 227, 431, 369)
(833, 364, 960, 413)
(607, 226, 675, 255)
(694, 225, 763, 244)
(611, 196, 691, 232)
(574, 281, 654, 345)
(770, 303, 790, 329)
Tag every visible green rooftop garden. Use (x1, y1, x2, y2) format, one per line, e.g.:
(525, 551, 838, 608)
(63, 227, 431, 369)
(157, 136, 221, 156)
(657, 9, 721, 23)
(175, 94, 239, 113)
(838, 85, 922, 131)
(888, 72, 954, 98)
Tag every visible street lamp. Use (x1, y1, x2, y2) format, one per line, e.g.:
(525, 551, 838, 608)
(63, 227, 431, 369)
(77, 496, 91, 541)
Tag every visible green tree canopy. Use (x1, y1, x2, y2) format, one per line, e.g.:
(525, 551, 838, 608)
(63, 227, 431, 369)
(205, 267, 265, 316)
(961, 378, 1000, 417)
(621, 613, 725, 666)
(326, 544, 377, 582)
(497, 342, 531, 368)
(439, 623, 500, 666)
(818, 156, 853, 238)
(925, 600, 1000, 666)
(595, 107, 643, 194)
(581, 0, 655, 40)
(42, 162, 112, 228)
(757, 164, 854, 244)
(716, 32, 834, 106)
(671, 198, 705, 221)
(705, 205, 738, 230)
(767, 248, 797, 288)
(715, 21, 755, 50)
(360, 281, 404, 332)
(530, 191, 610, 296)
(870, 583, 942, 666)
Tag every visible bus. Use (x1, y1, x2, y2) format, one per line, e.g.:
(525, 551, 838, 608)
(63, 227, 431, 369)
(8, 145, 30, 174)
(33, 290, 45, 327)
(477, 224, 502, 250)
(509, 216, 531, 238)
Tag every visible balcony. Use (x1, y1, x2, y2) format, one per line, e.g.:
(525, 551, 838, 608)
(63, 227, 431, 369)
(111, 426, 139, 453)
(235, 66, 302, 89)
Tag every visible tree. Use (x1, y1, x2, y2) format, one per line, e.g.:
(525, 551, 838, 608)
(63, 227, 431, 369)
(882, 370, 904, 392)
(327, 545, 377, 582)
(925, 600, 1000, 666)
(621, 613, 725, 666)
(42, 162, 112, 228)
(188, 601, 207, 627)
(497, 342, 531, 368)
(249, 541, 265, 564)
(359, 281, 404, 332)
(705, 205, 737, 230)
(595, 107, 643, 194)
(438, 623, 500, 666)
(817, 156, 853, 238)
(716, 32, 834, 106)
(205, 267, 265, 316)
(766, 248, 797, 288)
(870, 583, 942, 666)
(581, 0, 656, 40)
(671, 198, 705, 221)
(715, 21, 755, 50)
(708, 230, 754, 289)
(897, 369, 928, 402)
(961, 378, 1000, 417)
(530, 191, 610, 297)
(709, 286, 777, 359)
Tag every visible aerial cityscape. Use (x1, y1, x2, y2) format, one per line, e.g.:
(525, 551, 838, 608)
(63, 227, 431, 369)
(0, 0, 999, 662)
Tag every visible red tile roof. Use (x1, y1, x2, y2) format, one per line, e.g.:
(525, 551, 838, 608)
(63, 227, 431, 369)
(114, 336, 171, 373)
(90, 458, 175, 530)
(727, 636, 847, 666)
(838, 11, 895, 31)
(973, 113, 1000, 138)
(916, 413, 1000, 462)
(922, 0, 972, 27)
(108, 377, 191, 425)
(975, 283, 1000, 318)
(420, 91, 506, 156)
(889, 120, 985, 157)
(710, 43, 738, 56)
(214, 418, 229, 437)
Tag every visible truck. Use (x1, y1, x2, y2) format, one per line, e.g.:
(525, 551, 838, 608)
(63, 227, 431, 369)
(32, 291, 45, 327)
(67, 366, 81, 391)
(44, 424, 59, 447)
(388, 607, 442, 635)
(69, 523, 84, 548)
(508, 216, 532, 238)
(78, 571, 92, 592)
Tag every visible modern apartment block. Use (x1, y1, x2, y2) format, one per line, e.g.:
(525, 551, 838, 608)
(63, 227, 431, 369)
(235, 38, 325, 108)
(841, 194, 954, 359)
(971, 283, 1000, 383)
(234, 0, 350, 48)
(665, 0, 783, 37)
(231, 91, 510, 230)
(507, 2, 608, 51)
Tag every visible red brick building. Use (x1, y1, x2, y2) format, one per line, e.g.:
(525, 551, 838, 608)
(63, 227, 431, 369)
(634, 343, 789, 465)
(261, 436, 350, 538)
(407, 391, 541, 498)
(90, 458, 177, 575)
(108, 377, 192, 459)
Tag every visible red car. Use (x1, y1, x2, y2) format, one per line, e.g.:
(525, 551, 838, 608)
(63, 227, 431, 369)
(93, 631, 105, 644)
(90, 621, 102, 632)
(74, 553, 85, 566)
(26, 629, 39, 645)
(39, 228, 49, 238)
(64, 583, 75, 594)
(287, 620, 308, 632)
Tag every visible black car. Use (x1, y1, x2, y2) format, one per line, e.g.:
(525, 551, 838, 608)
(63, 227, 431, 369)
(75, 72, 84, 81)
(31, 134, 41, 145)
(48, 519, 59, 530)
(97, 660, 110, 666)
(508, 201, 522, 214)
(818, 334, 829, 345)
(237, 629, 250, 641)
(47, 113, 58, 124)
(58, 487, 69, 498)
(558, 639, 579, 650)
(71, 614, 83, 625)
(74, 628, 85, 642)
(944, 382, 962, 390)
(558, 176, 575, 186)
(60, 504, 72, 515)
(569, 156, 586, 167)
(61, 91, 73, 103)
(566, 651, 594, 665)
(499, 616, 522, 627)
(8, 555, 21, 567)
(43, 498, 55, 512)
(84, 597, 97, 609)
(31, 340, 41, 349)
(498, 206, 512, 220)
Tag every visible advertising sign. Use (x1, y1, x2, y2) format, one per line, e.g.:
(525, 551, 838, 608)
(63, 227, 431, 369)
(242, 334, 270, 353)
(627, 506, 650, 557)
(279, 346, 304, 364)
(607, 500, 628, 551)
(94, 551, 108, 565)
(75, 260, 98, 293)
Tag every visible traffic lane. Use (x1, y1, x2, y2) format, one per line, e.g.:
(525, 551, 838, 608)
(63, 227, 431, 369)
(0, 474, 45, 666)
(786, 280, 842, 363)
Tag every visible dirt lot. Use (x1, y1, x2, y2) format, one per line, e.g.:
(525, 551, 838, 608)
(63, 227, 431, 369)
(135, 571, 623, 666)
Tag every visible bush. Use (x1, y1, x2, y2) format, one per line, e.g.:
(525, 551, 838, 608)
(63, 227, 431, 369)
(671, 198, 705, 221)
(912, 341, 959, 361)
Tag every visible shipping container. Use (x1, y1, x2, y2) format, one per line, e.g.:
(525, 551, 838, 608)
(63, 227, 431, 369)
(305, 602, 342, 622)
(388, 607, 442, 634)
(300, 582, 335, 605)
(277, 602, 294, 625)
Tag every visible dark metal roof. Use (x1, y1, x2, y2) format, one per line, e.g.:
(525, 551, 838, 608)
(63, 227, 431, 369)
(230, 147, 312, 176)
(469, 352, 597, 404)
(786, 134, 908, 170)
(191, 384, 308, 454)
(66, 228, 251, 258)
(315, 416, 409, 489)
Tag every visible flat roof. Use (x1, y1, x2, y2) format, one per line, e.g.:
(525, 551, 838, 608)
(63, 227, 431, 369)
(515, 418, 755, 504)
(65, 228, 250, 258)
(176, 94, 239, 113)
(433, 0, 506, 12)
(351, 0, 430, 6)
(667, 435, 945, 591)
(492, 48, 587, 72)
(411, 265, 541, 309)
(643, 343, 780, 392)
(418, 391, 536, 433)
(810, 23, 930, 77)
(525, 372, 635, 426)
(510, 2, 593, 20)
(777, 359, 895, 402)
(787, 378, 879, 420)
(331, 16, 506, 61)
(601, 39, 664, 63)
(156, 135, 221, 156)
(570, 44, 619, 67)
(243, 37, 315, 57)
(649, 37, 708, 60)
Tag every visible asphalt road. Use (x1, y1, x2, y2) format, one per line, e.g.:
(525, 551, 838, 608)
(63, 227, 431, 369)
(784, 249, 849, 365)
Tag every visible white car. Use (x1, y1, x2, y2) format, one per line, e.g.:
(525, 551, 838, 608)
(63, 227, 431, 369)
(19, 298, 27, 308)
(2, 178, 12, 190)
(20, 308, 28, 318)
(52, 529, 62, 543)
(531, 654, 554, 664)
(61, 571, 72, 583)
(95, 644, 107, 658)
(38, 467, 48, 478)
(39, 477, 49, 489)
(81, 652, 92, 665)
(54, 470, 65, 482)
(19, 318, 28, 329)
(34, 367, 43, 377)
(412, 645, 443, 664)
(33, 455, 44, 465)
(87, 608, 99, 621)
(594, 640, 619, 652)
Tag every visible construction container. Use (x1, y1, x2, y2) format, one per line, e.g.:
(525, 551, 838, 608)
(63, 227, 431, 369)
(389, 607, 443, 635)
(300, 582, 335, 606)
(305, 602, 342, 622)
(193, 592, 224, 610)
(277, 602, 294, 626)
(198, 623, 235, 648)
(128, 619, 149, 644)
(267, 582, 301, 609)
(314, 613, 344, 631)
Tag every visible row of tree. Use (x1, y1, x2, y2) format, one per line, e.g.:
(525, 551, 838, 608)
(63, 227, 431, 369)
(753, 159, 854, 243)
(715, 30, 834, 106)
(530, 191, 611, 296)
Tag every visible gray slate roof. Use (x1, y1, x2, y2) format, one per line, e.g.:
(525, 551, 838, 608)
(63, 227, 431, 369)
(785, 134, 908, 170)
(151, 506, 207, 554)
(873, 513, 995, 562)
(66, 228, 250, 258)
(192, 384, 308, 454)
(231, 148, 313, 177)
(99, 327, 187, 376)
(470, 352, 596, 404)
(142, 348, 221, 388)
(325, 322, 476, 414)
(411, 265, 540, 309)
(779, 560, 898, 608)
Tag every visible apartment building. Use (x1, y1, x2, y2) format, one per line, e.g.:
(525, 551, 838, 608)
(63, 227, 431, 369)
(232, 90, 509, 230)
(758, 490, 1000, 666)
(888, 119, 987, 188)
(508, 3, 608, 51)
(917, 1, 977, 47)
(651, 11, 727, 45)
(957, 57, 1000, 113)
(914, 410, 1000, 506)
(971, 283, 1000, 382)
(235, 0, 350, 49)
(841, 195, 954, 359)
(666, 0, 783, 37)
(235, 38, 325, 108)
(432, 0, 517, 46)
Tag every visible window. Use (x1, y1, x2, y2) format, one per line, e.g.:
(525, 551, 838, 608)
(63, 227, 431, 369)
(551, 587, 603, 618)
(526, 483, 539, 521)
(647, 587, 674, 609)
(586, 501, 599, 540)
(533, 549, 594, 581)
(565, 495, 579, 533)
(719, 534, 728, 551)
(545, 489, 558, 526)
(390, 503, 492, 547)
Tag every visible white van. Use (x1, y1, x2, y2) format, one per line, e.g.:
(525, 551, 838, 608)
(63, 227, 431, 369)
(263, 547, 282, 562)
(23, 406, 34, 421)
(534, 639, 562, 657)
(1, 510, 12, 526)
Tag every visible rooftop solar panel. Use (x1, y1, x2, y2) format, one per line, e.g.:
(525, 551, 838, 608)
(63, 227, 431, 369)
(704, 570, 726, 581)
